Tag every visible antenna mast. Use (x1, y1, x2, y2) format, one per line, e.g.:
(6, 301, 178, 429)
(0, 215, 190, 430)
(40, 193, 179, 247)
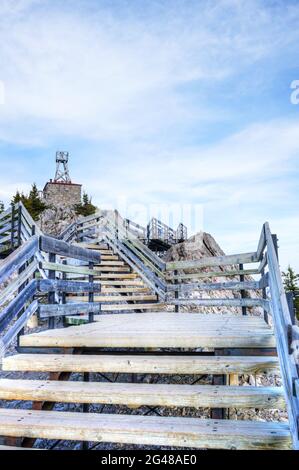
(54, 151, 71, 183)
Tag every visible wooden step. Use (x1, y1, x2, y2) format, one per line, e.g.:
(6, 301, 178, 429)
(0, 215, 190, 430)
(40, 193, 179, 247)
(92, 273, 137, 279)
(0, 379, 285, 409)
(0, 409, 291, 449)
(0, 445, 37, 450)
(94, 261, 125, 266)
(101, 287, 150, 293)
(66, 294, 158, 302)
(67, 274, 144, 287)
(2, 354, 280, 375)
(75, 243, 110, 251)
(87, 266, 131, 272)
(20, 313, 276, 349)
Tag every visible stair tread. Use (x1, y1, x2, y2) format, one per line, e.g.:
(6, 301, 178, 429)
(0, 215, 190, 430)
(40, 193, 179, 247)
(0, 408, 290, 449)
(66, 294, 158, 302)
(2, 354, 280, 374)
(0, 445, 37, 450)
(19, 313, 276, 348)
(0, 379, 285, 409)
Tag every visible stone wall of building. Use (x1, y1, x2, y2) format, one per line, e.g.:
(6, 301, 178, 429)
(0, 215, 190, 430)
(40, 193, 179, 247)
(43, 181, 82, 208)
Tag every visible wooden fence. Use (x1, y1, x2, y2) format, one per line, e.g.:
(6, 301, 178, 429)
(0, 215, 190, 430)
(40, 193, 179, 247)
(0, 205, 298, 448)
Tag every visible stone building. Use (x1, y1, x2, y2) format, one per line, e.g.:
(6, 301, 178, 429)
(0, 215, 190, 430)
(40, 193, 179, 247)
(42, 152, 82, 208)
(43, 180, 82, 208)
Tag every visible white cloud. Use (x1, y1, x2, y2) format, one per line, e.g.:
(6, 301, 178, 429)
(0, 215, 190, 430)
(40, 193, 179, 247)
(0, 0, 298, 271)
(0, 0, 298, 144)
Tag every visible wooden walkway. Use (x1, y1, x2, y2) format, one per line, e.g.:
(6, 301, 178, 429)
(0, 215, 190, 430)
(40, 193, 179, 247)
(19, 312, 276, 349)
(0, 204, 298, 450)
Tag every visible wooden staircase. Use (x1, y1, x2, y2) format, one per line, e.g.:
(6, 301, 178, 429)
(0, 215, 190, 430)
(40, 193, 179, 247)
(0, 205, 298, 450)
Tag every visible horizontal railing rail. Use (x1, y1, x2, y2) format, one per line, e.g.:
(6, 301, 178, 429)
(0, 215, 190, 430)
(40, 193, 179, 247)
(0, 225, 101, 357)
(257, 222, 299, 449)
(1, 204, 298, 447)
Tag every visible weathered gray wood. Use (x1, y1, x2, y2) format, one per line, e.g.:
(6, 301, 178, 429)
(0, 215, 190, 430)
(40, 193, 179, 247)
(38, 279, 102, 294)
(0, 279, 37, 332)
(0, 206, 14, 222)
(0, 408, 290, 449)
(40, 235, 100, 263)
(258, 253, 268, 273)
(259, 272, 269, 289)
(0, 223, 11, 236)
(265, 222, 299, 449)
(0, 237, 38, 283)
(169, 298, 269, 310)
(105, 232, 166, 298)
(58, 222, 77, 241)
(165, 268, 260, 281)
(0, 231, 18, 244)
(0, 260, 38, 308)
(257, 224, 266, 261)
(20, 312, 276, 349)
(106, 212, 165, 271)
(39, 302, 102, 318)
(19, 202, 42, 236)
(40, 261, 134, 277)
(3, 353, 280, 375)
(0, 379, 285, 409)
(166, 280, 261, 292)
(0, 300, 38, 357)
(166, 252, 259, 271)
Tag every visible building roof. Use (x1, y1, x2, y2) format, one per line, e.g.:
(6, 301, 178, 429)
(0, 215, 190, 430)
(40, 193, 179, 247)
(43, 180, 82, 191)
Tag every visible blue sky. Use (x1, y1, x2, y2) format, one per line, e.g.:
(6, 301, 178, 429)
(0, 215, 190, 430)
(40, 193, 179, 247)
(0, 0, 299, 270)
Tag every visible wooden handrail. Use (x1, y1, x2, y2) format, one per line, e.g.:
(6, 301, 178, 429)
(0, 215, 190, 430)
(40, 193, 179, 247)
(264, 222, 299, 449)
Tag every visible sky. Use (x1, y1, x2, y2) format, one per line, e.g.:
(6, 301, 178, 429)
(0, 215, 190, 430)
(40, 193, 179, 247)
(0, 0, 298, 270)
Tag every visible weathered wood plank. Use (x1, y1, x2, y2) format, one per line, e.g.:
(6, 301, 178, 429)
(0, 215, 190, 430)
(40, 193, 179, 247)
(265, 222, 299, 449)
(0, 409, 291, 449)
(66, 294, 158, 302)
(0, 223, 11, 236)
(20, 312, 276, 348)
(0, 280, 37, 332)
(0, 379, 285, 409)
(165, 269, 259, 281)
(38, 279, 102, 294)
(40, 235, 101, 263)
(0, 260, 38, 308)
(39, 302, 161, 318)
(105, 232, 166, 294)
(168, 299, 269, 310)
(166, 280, 261, 292)
(40, 261, 134, 276)
(257, 225, 266, 261)
(0, 237, 38, 283)
(0, 301, 38, 357)
(2, 354, 280, 375)
(166, 252, 259, 271)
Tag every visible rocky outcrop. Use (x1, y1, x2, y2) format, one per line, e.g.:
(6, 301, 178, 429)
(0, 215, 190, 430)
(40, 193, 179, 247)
(164, 231, 262, 315)
(38, 205, 79, 237)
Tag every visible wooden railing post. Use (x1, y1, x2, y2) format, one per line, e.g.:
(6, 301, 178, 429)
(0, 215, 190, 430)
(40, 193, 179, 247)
(88, 261, 95, 323)
(174, 269, 179, 313)
(239, 263, 247, 316)
(48, 252, 56, 329)
(17, 204, 22, 247)
(272, 234, 279, 261)
(10, 203, 15, 250)
(61, 260, 67, 327)
(286, 292, 296, 325)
